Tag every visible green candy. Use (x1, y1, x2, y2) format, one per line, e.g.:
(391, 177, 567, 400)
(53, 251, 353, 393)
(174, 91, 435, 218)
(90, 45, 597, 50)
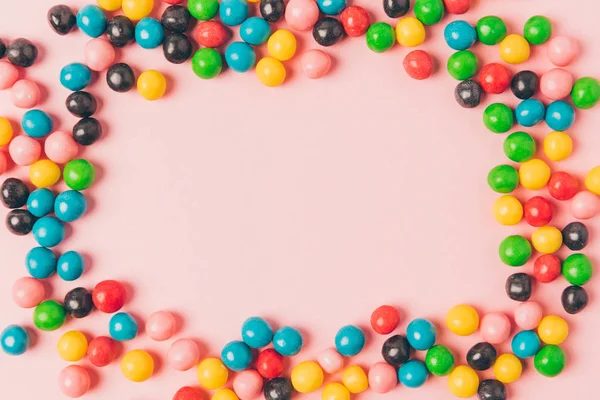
(503, 131, 536, 162)
(499, 235, 532, 266)
(414, 0, 445, 26)
(571, 77, 600, 109)
(64, 159, 96, 191)
(483, 103, 514, 133)
(524, 16, 552, 45)
(425, 345, 454, 376)
(476, 16, 507, 45)
(534, 345, 566, 377)
(33, 300, 66, 331)
(488, 165, 519, 193)
(447, 50, 478, 80)
(562, 253, 593, 285)
(188, 0, 219, 21)
(366, 22, 395, 53)
(192, 48, 223, 79)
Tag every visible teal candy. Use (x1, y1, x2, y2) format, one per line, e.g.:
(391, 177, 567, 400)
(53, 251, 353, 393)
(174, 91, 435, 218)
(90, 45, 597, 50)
(221, 340, 253, 371)
(406, 318, 437, 350)
(54, 190, 87, 223)
(240, 17, 271, 45)
(335, 325, 365, 356)
(21, 110, 53, 138)
(27, 188, 55, 217)
(241, 317, 273, 348)
(511, 330, 541, 358)
(219, 0, 249, 26)
(135, 18, 165, 49)
(60, 63, 92, 91)
(25, 246, 57, 279)
(545, 100, 575, 131)
(225, 42, 256, 73)
(1, 325, 30, 356)
(77, 5, 107, 38)
(57, 251, 85, 281)
(273, 326, 303, 356)
(398, 360, 429, 388)
(109, 312, 139, 341)
(317, 0, 347, 15)
(444, 20, 477, 50)
(516, 99, 545, 127)
(32, 216, 65, 248)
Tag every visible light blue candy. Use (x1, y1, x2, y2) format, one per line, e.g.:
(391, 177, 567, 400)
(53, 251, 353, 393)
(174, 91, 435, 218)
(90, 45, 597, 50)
(516, 98, 545, 127)
(444, 20, 478, 50)
(21, 110, 53, 138)
(221, 340, 253, 371)
(54, 190, 87, 222)
(241, 316, 273, 348)
(240, 17, 271, 45)
(273, 326, 303, 356)
(511, 330, 541, 358)
(317, 0, 347, 15)
(335, 325, 365, 357)
(398, 360, 428, 388)
(1, 325, 30, 356)
(57, 251, 85, 281)
(32, 216, 65, 248)
(220, 0, 249, 26)
(27, 188, 54, 217)
(406, 318, 436, 351)
(25, 246, 57, 279)
(76, 5, 107, 38)
(135, 18, 165, 49)
(109, 312, 139, 341)
(225, 42, 256, 73)
(546, 100, 575, 131)
(60, 63, 92, 91)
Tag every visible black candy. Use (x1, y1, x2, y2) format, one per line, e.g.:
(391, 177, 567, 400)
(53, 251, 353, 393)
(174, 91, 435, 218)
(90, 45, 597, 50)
(6, 209, 36, 235)
(0, 39, 6, 59)
(64, 287, 94, 318)
(381, 334, 411, 367)
(264, 378, 292, 400)
(163, 33, 193, 64)
(562, 221, 588, 251)
(260, 0, 285, 23)
(455, 80, 483, 108)
(561, 285, 588, 314)
(161, 5, 193, 33)
(313, 17, 345, 47)
(73, 118, 102, 146)
(66, 91, 97, 118)
(511, 70, 538, 100)
(467, 342, 497, 371)
(477, 379, 506, 400)
(384, 0, 410, 18)
(506, 273, 532, 302)
(106, 16, 135, 48)
(107, 63, 136, 93)
(6, 38, 38, 68)
(48, 5, 76, 36)
(1, 178, 30, 209)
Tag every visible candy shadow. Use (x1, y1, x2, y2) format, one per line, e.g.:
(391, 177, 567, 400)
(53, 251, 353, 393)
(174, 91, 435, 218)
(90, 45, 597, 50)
(87, 365, 101, 391)
(146, 349, 164, 375)
(25, 326, 38, 349)
(170, 310, 185, 334)
(80, 251, 94, 277)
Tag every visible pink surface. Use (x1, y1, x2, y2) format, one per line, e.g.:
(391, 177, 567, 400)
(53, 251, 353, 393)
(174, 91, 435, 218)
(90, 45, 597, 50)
(0, 0, 599, 399)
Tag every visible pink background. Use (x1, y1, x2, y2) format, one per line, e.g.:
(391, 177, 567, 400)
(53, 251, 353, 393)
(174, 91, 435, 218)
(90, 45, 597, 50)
(1, 0, 599, 398)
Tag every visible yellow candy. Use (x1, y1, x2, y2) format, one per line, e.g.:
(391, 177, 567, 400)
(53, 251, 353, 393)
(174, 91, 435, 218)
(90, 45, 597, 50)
(519, 159, 551, 190)
(544, 131, 572, 161)
(291, 361, 324, 393)
(446, 304, 479, 336)
(322, 382, 350, 400)
(0, 117, 13, 146)
(30, 160, 61, 188)
(395, 17, 426, 47)
(57, 331, 88, 362)
(137, 70, 167, 101)
(341, 365, 368, 394)
(256, 57, 286, 87)
(98, 0, 122, 11)
(532, 226, 562, 254)
(212, 388, 239, 400)
(493, 195, 523, 225)
(447, 366, 479, 398)
(197, 358, 228, 390)
(121, 350, 154, 382)
(122, 0, 154, 21)
(267, 30, 297, 61)
(499, 34, 530, 64)
(584, 166, 600, 195)
(538, 315, 568, 345)
(493, 354, 522, 383)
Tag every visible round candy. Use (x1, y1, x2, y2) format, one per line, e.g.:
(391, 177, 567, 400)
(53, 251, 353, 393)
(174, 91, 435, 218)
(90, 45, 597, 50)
(26, 246, 57, 279)
(443, 0, 470, 14)
(195, 21, 229, 48)
(6, 210, 36, 235)
(135, 18, 165, 49)
(562, 221, 588, 250)
(366, 22, 395, 53)
(98, 0, 122, 11)
(22, 109, 52, 138)
(519, 159, 551, 190)
(403, 50, 433, 80)
(488, 165, 518, 194)
(146, 311, 176, 341)
(493, 195, 523, 226)
(562, 253, 592, 286)
(257, 348, 285, 378)
(240, 17, 270, 45)
(368, 362, 397, 393)
(260, 0, 285, 22)
(168, 339, 200, 371)
(313, 17, 344, 47)
(197, 358, 228, 390)
(540, 68, 573, 100)
(444, 20, 476, 50)
(370, 305, 400, 335)
(446, 304, 479, 336)
(11, 79, 41, 108)
(0, 117, 13, 147)
(316, 0, 346, 15)
(67, 91, 97, 118)
(122, 0, 153, 20)
(572, 77, 600, 109)
(285, 0, 319, 31)
(511, 330, 541, 358)
(533, 254, 561, 283)
(48, 5, 77, 34)
(192, 49, 223, 80)
(323, 383, 350, 400)
(58, 365, 90, 398)
(291, 361, 324, 393)
(9, 135, 41, 166)
(571, 191, 600, 219)
(531, 226, 562, 254)
(268, 30, 296, 61)
(498, 235, 531, 266)
(189, 0, 219, 20)
(548, 171, 578, 201)
(340, 6, 370, 37)
(1, 325, 30, 355)
(32, 216, 65, 247)
(511, 70, 538, 99)
(174, 387, 204, 400)
(547, 36, 578, 67)
(534, 345, 566, 377)
(273, 326, 303, 356)
(222, 340, 253, 371)
(213, 389, 238, 400)
(30, 160, 61, 188)
(264, 378, 292, 400)
(480, 63, 511, 94)
(538, 315, 568, 345)
(137, 70, 167, 101)
(12, 277, 45, 308)
(476, 16, 506, 45)
(107, 63, 136, 92)
(466, 342, 496, 371)
(64, 159, 96, 190)
(515, 99, 544, 127)
(524, 15, 552, 45)
(448, 365, 479, 398)
(73, 117, 102, 146)
(545, 100, 575, 131)
(55, 190, 87, 222)
(57, 331, 88, 362)
(335, 325, 365, 356)
(163, 33, 193, 64)
(414, 0, 444, 25)
(499, 34, 530, 64)
(454, 80, 482, 108)
(447, 50, 478, 80)
(300, 50, 331, 79)
(381, 334, 411, 367)
(342, 365, 368, 394)
(514, 301, 543, 330)
(483, 103, 513, 133)
(241, 316, 273, 348)
(425, 345, 454, 376)
(493, 354, 522, 383)
(256, 57, 286, 87)
(93, 280, 126, 313)
(503, 131, 535, 162)
(233, 370, 263, 400)
(506, 273, 532, 302)
(109, 312, 138, 341)
(406, 318, 436, 350)
(60, 63, 92, 91)
(562, 285, 588, 314)
(225, 42, 256, 73)
(317, 348, 344, 374)
(478, 379, 506, 400)
(480, 313, 511, 344)
(161, 6, 192, 33)
(396, 17, 426, 47)
(220, 0, 249, 26)
(383, 0, 409, 17)
(106, 16, 135, 47)
(33, 300, 66, 331)
(544, 131, 572, 161)
(0, 62, 19, 90)
(398, 360, 428, 388)
(88, 336, 117, 367)
(121, 350, 154, 382)
(76, 5, 107, 38)
(6, 39, 38, 68)
(64, 287, 93, 318)
(586, 166, 600, 194)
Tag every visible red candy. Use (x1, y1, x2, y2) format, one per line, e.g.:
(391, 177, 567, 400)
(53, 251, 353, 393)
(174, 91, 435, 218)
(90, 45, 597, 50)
(163, 0, 184, 4)
(523, 196, 553, 227)
(92, 280, 127, 313)
(479, 63, 511, 94)
(443, 0, 470, 14)
(403, 50, 434, 80)
(370, 305, 400, 335)
(533, 254, 562, 283)
(88, 336, 117, 367)
(256, 348, 285, 379)
(548, 171, 578, 201)
(173, 386, 204, 400)
(194, 21, 229, 48)
(340, 6, 370, 37)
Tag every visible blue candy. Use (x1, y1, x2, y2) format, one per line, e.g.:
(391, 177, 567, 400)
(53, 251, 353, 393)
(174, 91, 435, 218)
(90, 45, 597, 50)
(225, 42, 256, 73)
(317, 0, 347, 15)
(109, 312, 139, 341)
(511, 330, 541, 358)
(221, 340, 253, 371)
(240, 17, 271, 45)
(27, 188, 55, 217)
(273, 326, 303, 356)
(135, 18, 165, 49)
(241, 316, 273, 348)
(54, 190, 87, 223)
(444, 20, 477, 50)
(516, 98, 545, 127)
(57, 251, 85, 281)
(1, 325, 30, 356)
(76, 5, 107, 38)
(220, 0, 249, 26)
(32, 216, 65, 248)
(398, 360, 428, 388)
(21, 110, 53, 138)
(25, 246, 57, 279)
(60, 63, 92, 91)
(406, 318, 436, 351)
(334, 325, 365, 357)
(546, 100, 575, 131)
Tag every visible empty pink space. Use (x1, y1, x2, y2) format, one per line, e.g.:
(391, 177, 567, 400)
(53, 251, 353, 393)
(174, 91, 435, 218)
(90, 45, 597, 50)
(0, 0, 599, 399)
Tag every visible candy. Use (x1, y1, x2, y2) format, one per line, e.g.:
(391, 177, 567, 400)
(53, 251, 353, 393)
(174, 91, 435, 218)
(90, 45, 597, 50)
(466, 342, 497, 370)
(522, 197, 552, 226)
(168, 339, 200, 371)
(0, 62, 19, 90)
(222, 340, 253, 371)
(285, 0, 319, 31)
(514, 301, 543, 330)
(396, 17, 426, 47)
(447, 50, 478, 80)
(493, 195, 523, 226)
(240, 17, 271, 45)
(174, 387, 204, 400)
(425, 345, 454, 376)
(571, 77, 600, 109)
(98, 0, 122, 12)
(1, 325, 30, 355)
(233, 370, 263, 399)
(446, 304, 479, 336)
(106, 16, 135, 47)
(534, 345, 566, 377)
(220, 0, 249, 26)
(257, 348, 285, 378)
(223, 41, 255, 73)
(562, 222, 588, 251)
(122, 350, 154, 382)
(76, 5, 107, 38)
(384, 0, 409, 17)
(488, 165, 519, 194)
(562, 286, 588, 314)
(11, 79, 41, 108)
(163, 33, 193, 64)
(33, 300, 66, 331)
(146, 311, 177, 341)
(546, 100, 575, 131)
(406, 318, 436, 350)
(317, 348, 343, 374)
(448, 365, 479, 398)
(0, 153, 6, 175)
(268, 30, 297, 61)
(498, 235, 531, 266)
(368, 362, 397, 393)
(335, 325, 365, 356)
(64, 159, 96, 190)
(454, 80, 482, 108)
(44, 131, 77, 164)
(64, 287, 93, 318)
(476, 16, 506, 45)
(483, 103, 513, 133)
(444, 20, 476, 50)
(2, 176, 27, 203)
(494, 354, 522, 383)
(67, 91, 97, 118)
(398, 360, 428, 388)
(531, 226, 562, 254)
(264, 378, 292, 400)
(503, 131, 535, 162)
(511, 70, 538, 99)
(340, 6, 370, 37)
(162, 6, 192, 33)
(300, 50, 331, 79)
(9, 135, 41, 166)
(109, 312, 139, 341)
(443, 0, 470, 14)
(135, 18, 165, 49)
(515, 99, 544, 127)
(30, 159, 61, 188)
(499, 34, 530, 64)
(533, 254, 561, 283)
(122, 0, 154, 20)
(366, 22, 395, 53)
(381, 334, 411, 367)
(585, 166, 600, 194)
(540, 68, 573, 100)
(192, 49, 223, 80)
(524, 15, 552, 45)
(55, 190, 87, 222)
(6, 210, 36, 235)
(256, 57, 286, 87)
(519, 159, 551, 190)
(241, 316, 273, 348)
(273, 326, 303, 356)
(370, 304, 400, 335)
(12, 277, 45, 308)
(137, 70, 167, 101)
(544, 131, 572, 162)
(6, 38, 38, 68)
(93, 280, 126, 313)
(322, 382, 349, 400)
(547, 36, 578, 67)
(477, 380, 506, 400)
(511, 330, 541, 358)
(571, 191, 600, 219)
(402, 50, 433, 80)
(22, 110, 52, 138)
(414, 0, 444, 26)
(26, 246, 57, 279)
(479, 63, 511, 94)
(107, 63, 136, 92)
(57, 331, 88, 361)
(291, 361, 324, 393)
(213, 389, 239, 400)
(189, 0, 220, 20)
(88, 336, 117, 367)
(342, 365, 368, 393)
(562, 253, 592, 286)
(480, 313, 511, 344)
(32, 216, 65, 247)
(195, 21, 229, 48)
(60, 63, 92, 91)
(538, 315, 568, 345)
(58, 365, 90, 398)
(505, 273, 532, 302)
(48, 5, 77, 35)
(260, 0, 285, 23)
(317, 0, 346, 15)
(548, 171, 578, 200)
(313, 17, 344, 47)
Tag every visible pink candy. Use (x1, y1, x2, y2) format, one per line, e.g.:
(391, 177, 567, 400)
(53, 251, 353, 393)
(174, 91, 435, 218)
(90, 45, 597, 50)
(480, 312, 511, 344)
(300, 50, 332, 79)
(11, 79, 41, 109)
(571, 190, 600, 219)
(44, 131, 78, 164)
(514, 301, 543, 330)
(317, 347, 344, 373)
(233, 370, 263, 400)
(0, 61, 19, 90)
(146, 310, 177, 341)
(58, 365, 90, 398)
(85, 39, 116, 72)
(285, 0, 320, 31)
(168, 339, 200, 371)
(12, 277, 45, 308)
(540, 68, 573, 100)
(8, 135, 41, 166)
(547, 36, 579, 67)
(368, 362, 397, 394)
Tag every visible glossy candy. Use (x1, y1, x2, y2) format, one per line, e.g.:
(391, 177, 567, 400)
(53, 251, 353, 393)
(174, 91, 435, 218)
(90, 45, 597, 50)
(499, 34, 530, 64)
(511, 330, 541, 358)
(264, 378, 292, 400)
(88, 336, 117, 367)
(571, 77, 600, 109)
(33, 300, 66, 331)
(73, 117, 102, 146)
(233, 370, 263, 399)
(444, 0, 470, 14)
(540, 68, 573, 100)
(57, 330, 88, 361)
(30, 159, 61, 188)
(524, 15, 552, 45)
(545, 100, 575, 131)
(57, 251, 85, 281)
(476, 16, 506, 45)
(45, 131, 79, 163)
(77, 5, 107, 38)
(561, 285, 588, 314)
(64, 159, 96, 190)
(58, 365, 90, 398)
(425, 345, 454, 376)
(6, 39, 36, 69)
(322, 382, 350, 400)
(162, 6, 192, 33)
(519, 159, 551, 190)
(384, 0, 409, 17)
(122, 0, 154, 21)
(240, 17, 271, 45)
(300, 50, 331, 79)
(444, 20, 476, 50)
(1, 178, 29, 208)
(98, 0, 123, 11)
(121, 350, 154, 382)
(370, 305, 400, 335)
(467, 342, 497, 370)
(107, 63, 136, 92)
(534, 345, 565, 377)
(220, 0, 249, 26)
(48, 5, 76, 35)
(335, 325, 365, 356)
(532, 226, 562, 254)
(59, 289, 90, 320)
(548, 171, 578, 200)
(273, 326, 303, 356)
(9, 135, 40, 166)
(268, 30, 297, 61)
(533, 254, 561, 283)
(366, 22, 395, 53)
(285, 0, 319, 31)
(523, 196, 552, 227)
(514, 301, 543, 330)
(313, 17, 344, 47)
(257, 348, 285, 378)
(562, 253, 592, 286)
(403, 51, 434, 80)
(256, 57, 285, 87)
(340, 6, 370, 37)
(487, 165, 518, 193)
(195, 21, 229, 48)
(483, 103, 513, 133)
(448, 365, 479, 398)
(477, 379, 506, 400)
(571, 191, 600, 219)
(189, 0, 220, 20)
(406, 318, 436, 350)
(0, 62, 19, 90)
(106, 16, 135, 47)
(511, 70, 538, 99)
(398, 360, 428, 388)
(12, 277, 45, 308)
(146, 311, 177, 341)
(213, 389, 238, 400)
(586, 166, 600, 194)
(368, 362, 397, 393)
(1, 325, 30, 355)
(137, 70, 167, 100)
(260, 0, 285, 23)
(447, 50, 478, 80)
(381, 334, 411, 367)
(515, 99, 544, 127)
(506, 273, 532, 301)
(498, 235, 531, 266)
(317, 348, 343, 373)
(479, 63, 510, 94)
(136, 18, 165, 49)
(93, 280, 126, 313)
(414, 0, 444, 26)
(22, 110, 52, 138)
(544, 131, 572, 161)
(174, 387, 203, 400)
(109, 312, 139, 341)
(494, 354, 522, 383)
(225, 42, 256, 73)
(396, 17, 426, 47)
(192, 49, 223, 79)
(241, 317, 273, 348)
(503, 132, 535, 162)
(222, 340, 253, 371)
(480, 313, 511, 344)
(168, 339, 200, 371)
(26, 247, 57, 279)
(0, 117, 13, 145)
(67, 91, 97, 118)
(342, 365, 368, 394)
(316, 0, 346, 16)
(32, 216, 65, 247)
(6, 210, 36, 235)
(547, 36, 578, 67)
(60, 63, 92, 91)
(291, 361, 323, 393)
(446, 304, 479, 336)
(562, 222, 588, 250)
(454, 80, 482, 108)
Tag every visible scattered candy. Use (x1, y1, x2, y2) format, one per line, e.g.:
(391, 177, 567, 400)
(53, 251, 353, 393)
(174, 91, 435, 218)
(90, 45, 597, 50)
(403, 50, 434, 80)
(571, 77, 600, 109)
(335, 325, 365, 356)
(477, 379, 506, 400)
(454, 80, 482, 108)
(57, 330, 88, 362)
(368, 362, 397, 393)
(264, 378, 292, 400)
(480, 63, 511, 94)
(397, 17, 426, 47)
(547, 36, 578, 67)
(511, 330, 541, 358)
(514, 301, 543, 331)
(161, 6, 192, 33)
(540, 68, 573, 100)
(88, 336, 117, 367)
(476, 16, 507, 46)
(233, 370, 263, 400)
(533, 254, 561, 283)
(273, 326, 303, 356)
(121, 349, 154, 382)
(168, 338, 200, 371)
(260, 0, 285, 23)
(370, 304, 400, 335)
(106, 16, 135, 47)
(447, 50, 478, 81)
(425, 344, 455, 376)
(291, 361, 324, 393)
(546, 100, 575, 131)
(538, 315, 568, 345)
(122, 0, 154, 21)
(300, 49, 331, 79)
(448, 365, 479, 398)
(12, 276, 45, 308)
(570, 191, 600, 219)
(444, 20, 476, 50)
(32, 216, 65, 247)
(107, 63, 136, 92)
(366, 22, 395, 53)
(524, 15, 552, 45)
(398, 360, 428, 388)
(285, 0, 319, 31)
(257, 348, 285, 378)
(562, 286, 588, 314)
(11, 79, 41, 108)
(64, 287, 93, 318)
(548, 171, 578, 200)
(505, 273, 532, 302)
(483, 103, 513, 134)
(58, 365, 90, 398)
(33, 300, 66, 331)
(317, 348, 344, 374)
(493, 353, 522, 383)
(406, 318, 436, 350)
(240, 17, 271, 45)
(340, 6, 370, 37)
(534, 345, 566, 377)
(1, 325, 30, 355)
(48, 5, 76, 35)
(503, 131, 535, 162)
(222, 340, 253, 371)
(9, 135, 41, 166)
(480, 312, 511, 344)
(467, 342, 497, 371)
(414, 0, 444, 26)
(499, 34, 530, 64)
(382, 334, 411, 367)
(446, 304, 479, 336)
(77, 5, 108, 38)
(0, 62, 19, 90)
(519, 159, 551, 190)
(146, 311, 177, 341)
(511, 70, 539, 99)
(342, 365, 368, 393)
(137, 70, 167, 101)
(6, 38, 38, 68)
(135, 18, 165, 49)
(515, 98, 545, 127)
